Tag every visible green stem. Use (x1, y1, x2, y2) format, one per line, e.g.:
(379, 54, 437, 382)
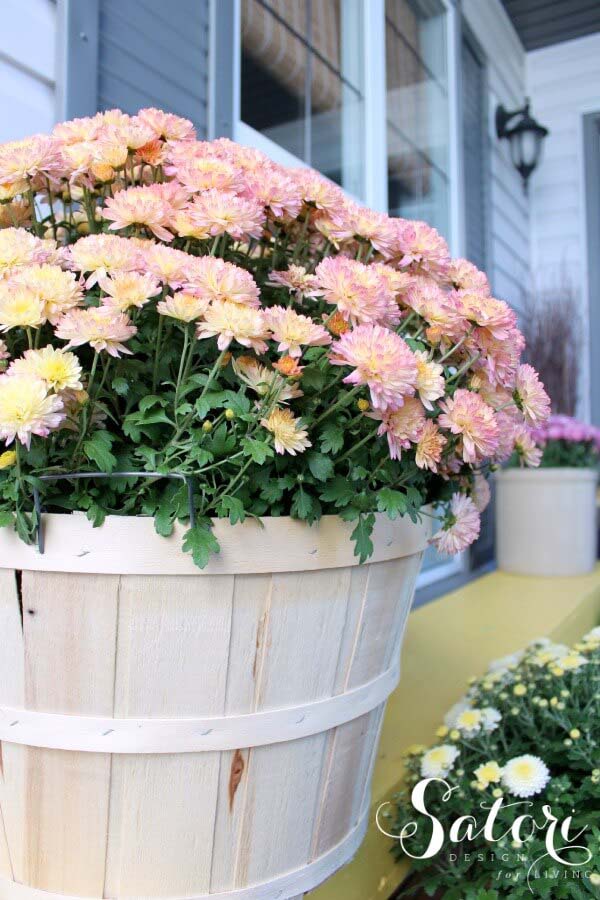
(448, 352, 481, 384)
(152, 314, 164, 392)
(439, 326, 475, 363)
(313, 384, 363, 428)
(336, 424, 380, 464)
(174, 327, 191, 417)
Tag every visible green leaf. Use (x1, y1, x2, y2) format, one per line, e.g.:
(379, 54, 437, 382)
(217, 494, 246, 525)
(182, 522, 220, 569)
(307, 451, 334, 482)
(83, 431, 116, 472)
(111, 376, 129, 397)
(319, 476, 355, 507)
(86, 502, 106, 528)
(351, 513, 375, 564)
(301, 365, 326, 392)
(319, 422, 345, 454)
(139, 394, 166, 413)
(376, 488, 407, 520)
(0, 510, 14, 529)
(241, 437, 273, 465)
(154, 506, 174, 537)
(291, 486, 319, 522)
(196, 390, 227, 419)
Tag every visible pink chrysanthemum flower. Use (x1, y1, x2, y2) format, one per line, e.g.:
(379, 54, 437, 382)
(454, 291, 516, 340)
(137, 242, 191, 288)
(137, 108, 196, 141)
(431, 494, 481, 554)
(233, 355, 302, 403)
(405, 276, 465, 344)
(156, 292, 209, 323)
(196, 300, 268, 353)
(67, 234, 140, 287)
(261, 407, 311, 456)
(471, 473, 491, 512)
(394, 219, 451, 278)
(99, 271, 161, 311)
(0, 134, 62, 188)
(246, 167, 303, 220)
(329, 323, 418, 411)
(10, 264, 83, 323)
(414, 350, 445, 410)
(0, 373, 65, 447)
(513, 423, 543, 467)
(475, 326, 525, 389)
(415, 420, 447, 472)
(290, 168, 345, 211)
(265, 306, 331, 358)
(173, 156, 244, 194)
(268, 265, 317, 298)
(0, 228, 59, 273)
(184, 257, 260, 307)
(438, 388, 499, 463)
(175, 190, 264, 241)
(446, 258, 490, 296)
(103, 185, 174, 242)
(314, 257, 400, 327)
(371, 397, 427, 460)
(55, 307, 137, 357)
(513, 364, 551, 426)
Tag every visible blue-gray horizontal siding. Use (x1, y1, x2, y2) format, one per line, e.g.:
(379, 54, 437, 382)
(98, 0, 209, 136)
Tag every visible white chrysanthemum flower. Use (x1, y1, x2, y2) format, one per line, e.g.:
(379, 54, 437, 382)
(443, 698, 471, 729)
(530, 643, 569, 666)
(502, 755, 550, 799)
(583, 626, 600, 641)
(0, 373, 64, 447)
(420, 744, 460, 779)
(8, 346, 83, 392)
(553, 653, 588, 672)
(481, 707, 502, 733)
(455, 708, 484, 734)
(488, 651, 524, 674)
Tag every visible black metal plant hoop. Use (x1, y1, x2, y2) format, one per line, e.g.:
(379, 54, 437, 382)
(32, 471, 196, 554)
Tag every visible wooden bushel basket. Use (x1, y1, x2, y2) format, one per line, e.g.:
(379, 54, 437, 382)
(0, 511, 430, 899)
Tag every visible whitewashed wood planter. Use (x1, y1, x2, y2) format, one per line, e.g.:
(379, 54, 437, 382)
(0, 511, 430, 900)
(496, 468, 598, 576)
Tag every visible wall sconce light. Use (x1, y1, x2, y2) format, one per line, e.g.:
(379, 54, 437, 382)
(496, 98, 549, 194)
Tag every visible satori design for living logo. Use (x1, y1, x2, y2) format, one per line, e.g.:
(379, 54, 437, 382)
(378, 631, 600, 897)
(376, 778, 593, 895)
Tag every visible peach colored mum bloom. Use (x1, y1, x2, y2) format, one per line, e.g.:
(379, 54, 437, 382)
(0, 373, 64, 447)
(184, 257, 260, 307)
(103, 185, 174, 241)
(266, 306, 331, 358)
(99, 271, 161, 311)
(414, 351, 445, 410)
(0, 228, 59, 273)
(372, 397, 427, 460)
(454, 291, 516, 340)
(268, 265, 317, 298)
(514, 364, 551, 426)
(233, 356, 302, 402)
(394, 219, 451, 278)
(513, 424, 543, 467)
(261, 407, 311, 455)
(132, 242, 189, 288)
(55, 307, 137, 357)
(156, 292, 209, 323)
(314, 257, 399, 327)
(175, 190, 264, 241)
(330, 323, 418, 411)
(246, 167, 303, 220)
(0, 135, 62, 187)
(174, 156, 244, 194)
(10, 264, 83, 323)
(67, 234, 140, 286)
(0, 285, 46, 331)
(196, 300, 268, 353)
(415, 420, 447, 472)
(9, 346, 83, 392)
(137, 108, 196, 141)
(431, 494, 481, 555)
(447, 258, 490, 296)
(438, 388, 499, 463)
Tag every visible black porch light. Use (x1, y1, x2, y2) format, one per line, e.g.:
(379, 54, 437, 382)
(495, 98, 549, 193)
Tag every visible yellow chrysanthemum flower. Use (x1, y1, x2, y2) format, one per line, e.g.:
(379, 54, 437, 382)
(474, 761, 503, 788)
(0, 374, 64, 447)
(261, 407, 311, 456)
(0, 286, 46, 331)
(0, 449, 16, 469)
(9, 346, 83, 392)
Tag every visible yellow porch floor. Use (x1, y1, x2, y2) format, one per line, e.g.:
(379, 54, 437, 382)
(310, 564, 600, 900)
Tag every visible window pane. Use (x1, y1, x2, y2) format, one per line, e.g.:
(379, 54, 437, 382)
(385, 0, 449, 236)
(241, 0, 365, 198)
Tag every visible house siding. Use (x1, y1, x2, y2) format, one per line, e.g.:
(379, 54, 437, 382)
(0, 0, 56, 143)
(527, 33, 600, 418)
(462, 0, 529, 312)
(97, 0, 210, 137)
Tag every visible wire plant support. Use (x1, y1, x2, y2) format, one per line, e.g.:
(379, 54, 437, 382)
(32, 471, 196, 555)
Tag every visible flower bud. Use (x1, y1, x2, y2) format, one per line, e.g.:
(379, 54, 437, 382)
(225, 408, 235, 421)
(202, 420, 213, 433)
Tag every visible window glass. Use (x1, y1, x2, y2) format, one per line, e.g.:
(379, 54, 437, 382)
(241, 0, 365, 198)
(385, 0, 449, 236)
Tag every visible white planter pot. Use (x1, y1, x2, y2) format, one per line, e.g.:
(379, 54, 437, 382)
(495, 467, 598, 576)
(0, 511, 430, 900)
